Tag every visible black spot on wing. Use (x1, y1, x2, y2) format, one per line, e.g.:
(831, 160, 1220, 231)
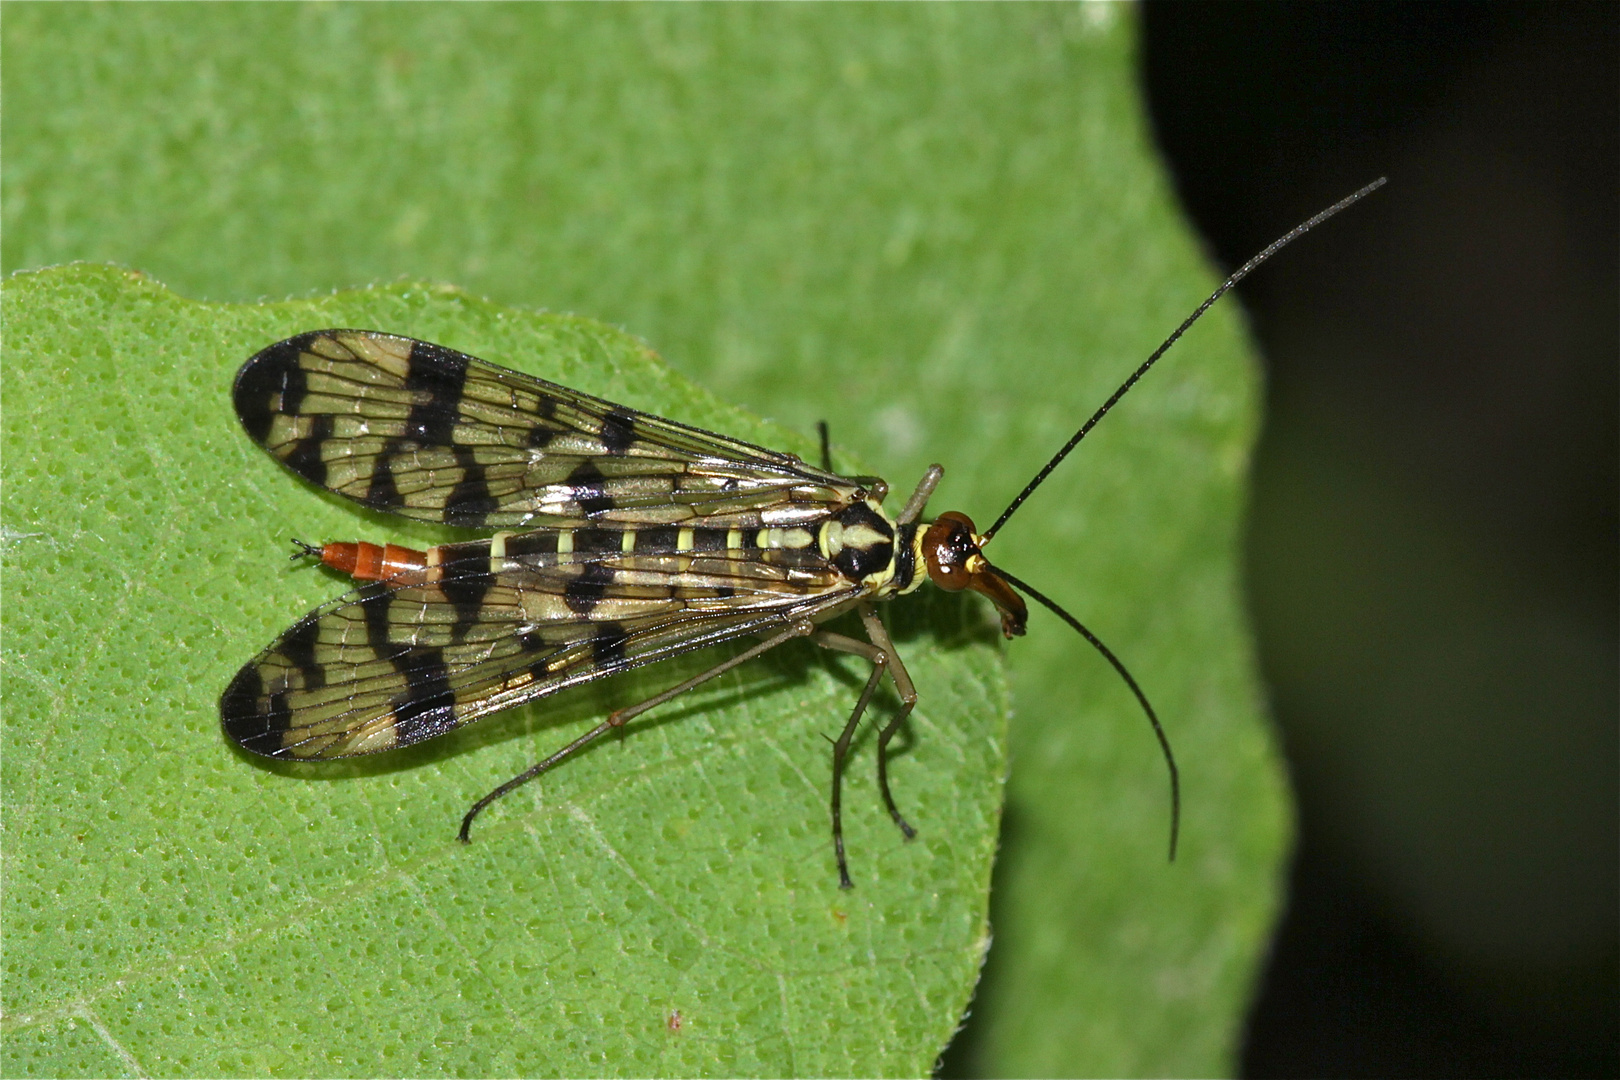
(591, 623, 630, 672)
(220, 663, 291, 758)
(564, 562, 616, 616)
(233, 336, 310, 444)
(600, 409, 637, 454)
(389, 647, 460, 744)
(280, 413, 333, 489)
(358, 584, 395, 651)
(363, 452, 403, 511)
(277, 614, 325, 691)
(436, 562, 494, 640)
(443, 447, 498, 527)
(565, 461, 613, 517)
(263, 692, 294, 746)
(527, 395, 558, 448)
(401, 340, 471, 447)
(219, 662, 263, 723)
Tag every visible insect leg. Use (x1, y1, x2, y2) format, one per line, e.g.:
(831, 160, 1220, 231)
(812, 627, 889, 890)
(459, 618, 818, 843)
(817, 420, 832, 472)
(895, 465, 944, 526)
(813, 602, 916, 886)
(858, 605, 920, 839)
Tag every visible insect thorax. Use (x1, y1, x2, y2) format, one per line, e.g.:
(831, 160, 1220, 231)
(816, 498, 924, 598)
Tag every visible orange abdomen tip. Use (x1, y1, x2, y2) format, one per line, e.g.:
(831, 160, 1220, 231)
(319, 542, 428, 582)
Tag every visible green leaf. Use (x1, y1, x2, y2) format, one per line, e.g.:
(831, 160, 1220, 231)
(3, 266, 1007, 1077)
(3, 5, 1290, 1075)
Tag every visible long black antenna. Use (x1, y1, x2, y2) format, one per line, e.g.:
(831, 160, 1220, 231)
(981, 177, 1386, 542)
(994, 564, 1180, 861)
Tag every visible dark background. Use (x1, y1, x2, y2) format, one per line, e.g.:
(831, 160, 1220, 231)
(1139, 4, 1617, 1076)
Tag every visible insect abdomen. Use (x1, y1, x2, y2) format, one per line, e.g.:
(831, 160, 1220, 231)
(483, 524, 826, 560)
(315, 541, 429, 582)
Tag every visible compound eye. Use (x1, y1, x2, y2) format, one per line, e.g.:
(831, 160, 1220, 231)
(923, 511, 979, 591)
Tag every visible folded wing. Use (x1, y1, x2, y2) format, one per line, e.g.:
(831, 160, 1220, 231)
(220, 535, 852, 759)
(232, 330, 865, 530)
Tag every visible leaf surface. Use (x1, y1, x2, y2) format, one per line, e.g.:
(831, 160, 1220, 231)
(2, 6, 1289, 1075)
(3, 268, 1007, 1077)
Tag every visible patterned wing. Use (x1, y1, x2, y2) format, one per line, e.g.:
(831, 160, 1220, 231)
(233, 330, 867, 530)
(220, 533, 854, 760)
